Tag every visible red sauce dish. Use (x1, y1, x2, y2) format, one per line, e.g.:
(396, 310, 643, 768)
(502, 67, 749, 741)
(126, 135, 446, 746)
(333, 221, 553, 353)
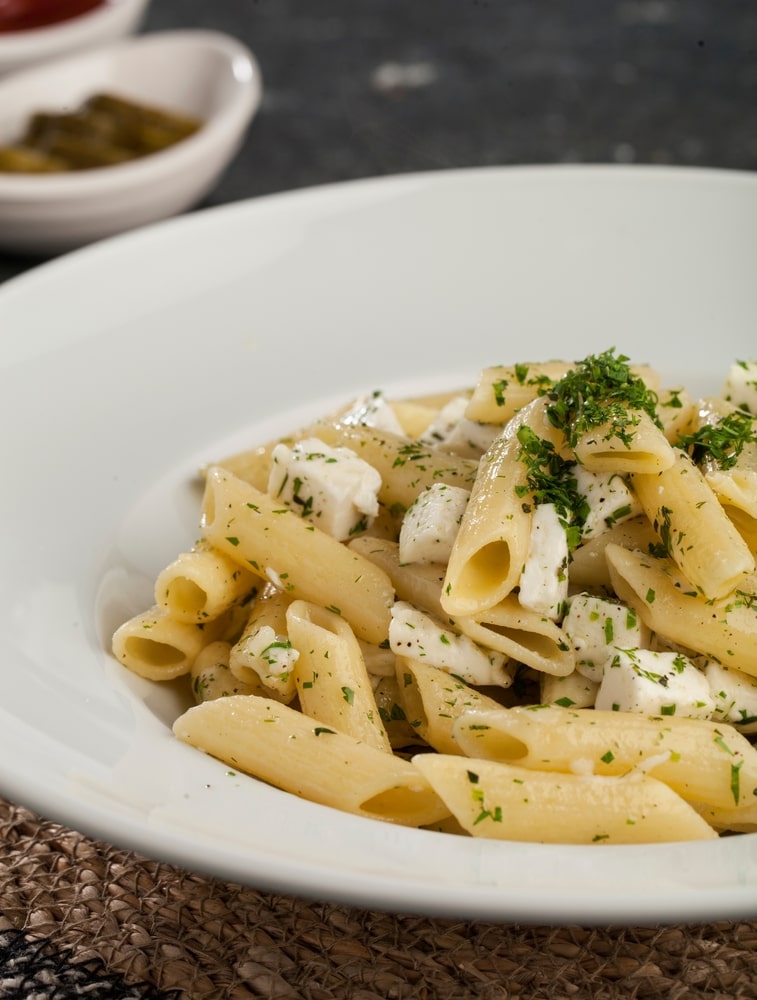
(0, 0, 105, 32)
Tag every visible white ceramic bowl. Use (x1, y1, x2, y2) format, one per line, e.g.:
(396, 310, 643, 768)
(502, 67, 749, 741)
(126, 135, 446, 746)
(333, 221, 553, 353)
(0, 29, 262, 253)
(0, 0, 150, 77)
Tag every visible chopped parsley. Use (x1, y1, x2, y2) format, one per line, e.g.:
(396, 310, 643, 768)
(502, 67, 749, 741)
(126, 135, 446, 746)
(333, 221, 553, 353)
(544, 348, 660, 449)
(676, 410, 757, 470)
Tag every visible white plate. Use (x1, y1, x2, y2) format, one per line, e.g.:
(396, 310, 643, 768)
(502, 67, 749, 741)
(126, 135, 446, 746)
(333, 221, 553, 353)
(1, 165, 756, 925)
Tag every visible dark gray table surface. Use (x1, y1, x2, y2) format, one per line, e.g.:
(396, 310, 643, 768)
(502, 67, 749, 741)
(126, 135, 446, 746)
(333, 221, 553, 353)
(1, 0, 756, 285)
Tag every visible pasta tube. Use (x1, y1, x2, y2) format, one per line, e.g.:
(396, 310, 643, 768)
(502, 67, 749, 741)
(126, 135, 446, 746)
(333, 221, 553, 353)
(287, 600, 391, 752)
(573, 411, 676, 473)
(453, 705, 757, 809)
(465, 362, 573, 424)
(456, 596, 575, 677)
(201, 467, 395, 645)
(632, 449, 755, 599)
(112, 605, 230, 681)
(605, 543, 757, 679)
(348, 536, 447, 619)
(154, 543, 257, 623)
(173, 695, 450, 827)
(190, 641, 262, 702)
(412, 754, 717, 843)
(395, 656, 508, 755)
(441, 397, 559, 617)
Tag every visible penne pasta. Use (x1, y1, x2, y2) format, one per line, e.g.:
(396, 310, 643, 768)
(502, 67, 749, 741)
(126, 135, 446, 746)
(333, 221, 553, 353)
(287, 600, 391, 752)
(456, 596, 575, 677)
(112, 605, 232, 681)
(173, 695, 450, 827)
(413, 753, 716, 843)
(453, 705, 757, 809)
(573, 411, 676, 474)
(605, 543, 757, 679)
(201, 467, 395, 645)
(632, 449, 755, 599)
(154, 542, 257, 624)
(190, 641, 261, 702)
(441, 396, 561, 617)
(395, 656, 508, 755)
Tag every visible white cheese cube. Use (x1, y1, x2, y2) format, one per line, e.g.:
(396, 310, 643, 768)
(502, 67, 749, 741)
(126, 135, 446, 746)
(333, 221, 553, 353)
(595, 648, 715, 719)
(229, 624, 299, 700)
(421, 396, 499, 457)
(388, 601, 511, 687)
(573, 466, 641, 540)
(705, 660, 757, 733)
(398, 483, 470, 565)
(517, 503, 569, 620)
(420, 396, 468, 445)
(722, 360, 757, 415)
(562, 593, 649, 682)
(268, 436, 381, 541)
(339, 390, 406, 435)
(540, 670, 598, 709)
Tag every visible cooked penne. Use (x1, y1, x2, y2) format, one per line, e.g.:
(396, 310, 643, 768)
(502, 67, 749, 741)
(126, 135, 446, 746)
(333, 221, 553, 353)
(453, 705, 757, 809)
(201, 467, 395, 645)
(605, 543, 757, 679)
(112, 605, 229, 681)
(190, 641, 261, 702)
(395, 656, 508, 755)
(173, 695, 450, 827)
(441, 397, 560, 617)
(154, 542, 257, 624)
(348, 536, 447, 618)
(287, 600, 391, 752)
(573, 411, 676, 474)
(464, 361, 573, 424)
(412, 753, 717, 843)
(456, 596, 575, 677)
(632, 449, 755, 599)
(568, 515, 659, 591)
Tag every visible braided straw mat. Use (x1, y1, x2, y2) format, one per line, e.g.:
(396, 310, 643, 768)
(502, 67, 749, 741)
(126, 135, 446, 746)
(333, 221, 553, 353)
(1, 797, 755, 1000)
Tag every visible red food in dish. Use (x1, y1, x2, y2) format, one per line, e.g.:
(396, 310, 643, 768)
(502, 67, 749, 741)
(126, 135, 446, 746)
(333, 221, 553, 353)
(0, 0, 105, 32)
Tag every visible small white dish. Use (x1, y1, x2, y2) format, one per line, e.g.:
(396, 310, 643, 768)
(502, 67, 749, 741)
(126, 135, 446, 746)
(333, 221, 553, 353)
(0, 165, 755, 926)
(0, 0, 150, 78)
(0, 29, 262, 254)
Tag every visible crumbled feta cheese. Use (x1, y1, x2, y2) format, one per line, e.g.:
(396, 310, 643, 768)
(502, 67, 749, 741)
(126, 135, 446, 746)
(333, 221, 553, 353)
(268, 436, 381, 541)
(572, 466, 641, 539)
(388, 601, 511, 686)
(517, 503, 569, 620)
(420, 396, 499, 457)
(340, 390, 406, 435)
(398, 483, 470, 565)
(722, 360, 757, 415)
(540, 670, 598, 709)
(562, 593, 649, 682)
(705, 660, 757, 732)
(595, 647, 715, 719)
(229, 624, 299, 699)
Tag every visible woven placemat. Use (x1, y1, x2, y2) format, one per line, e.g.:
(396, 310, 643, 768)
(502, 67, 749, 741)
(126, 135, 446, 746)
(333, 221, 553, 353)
(1, 797, 755, 1000)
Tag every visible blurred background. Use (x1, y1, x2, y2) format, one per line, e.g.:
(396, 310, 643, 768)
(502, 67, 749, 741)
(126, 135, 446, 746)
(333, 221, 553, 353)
(1, 0, 756, 283)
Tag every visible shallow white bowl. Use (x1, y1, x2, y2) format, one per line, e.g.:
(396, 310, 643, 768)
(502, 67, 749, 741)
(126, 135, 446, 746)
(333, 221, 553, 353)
(0, 165, 755, 926)
(0, 0, 150, 77)
(0, 29, 262, 253)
